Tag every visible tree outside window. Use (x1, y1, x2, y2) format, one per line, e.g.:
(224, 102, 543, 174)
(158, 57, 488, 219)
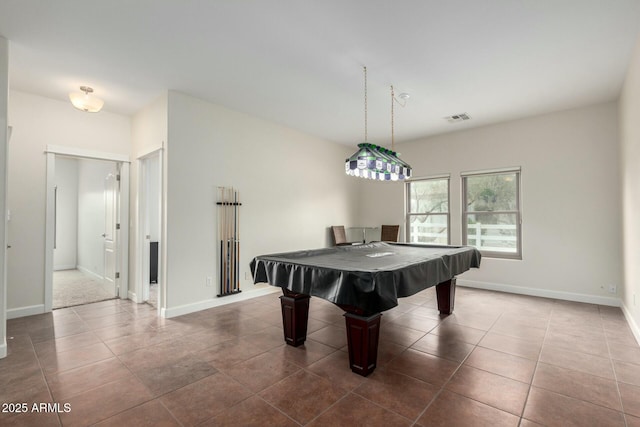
(462, 170, 521, 259)
(406, 177, 450, 245)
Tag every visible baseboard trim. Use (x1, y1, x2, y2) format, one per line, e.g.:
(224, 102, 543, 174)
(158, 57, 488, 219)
(0, 341, 6, 359)
(457, 279, 621, 307)
(161, 285, 280, 318)
(53, 265, 76, 271)
(621, 302, 640, 346)
(128, 290, 139, 303)
(7, 304, 46, 319)
(77, 266, 104, 282)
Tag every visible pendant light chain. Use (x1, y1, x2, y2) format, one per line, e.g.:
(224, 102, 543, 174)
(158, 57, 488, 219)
(391, 85, 395, 151)
(364, 66, 368, 142)
(345, 66, 412, 181)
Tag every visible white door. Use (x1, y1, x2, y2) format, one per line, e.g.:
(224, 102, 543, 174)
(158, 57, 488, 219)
(103, 171, 118, 294)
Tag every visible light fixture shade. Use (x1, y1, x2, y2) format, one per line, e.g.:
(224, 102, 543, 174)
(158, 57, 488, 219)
(69, 86, 104, 113)
(345, 143, 412, 181)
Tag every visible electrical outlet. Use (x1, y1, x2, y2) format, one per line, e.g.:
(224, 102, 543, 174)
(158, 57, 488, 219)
(608, 284, 616, 294)
(245, 272, 249, 280)
(206, 276, 213, 287)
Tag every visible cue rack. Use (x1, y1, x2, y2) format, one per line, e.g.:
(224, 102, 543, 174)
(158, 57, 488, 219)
(216, 187, 242, 297)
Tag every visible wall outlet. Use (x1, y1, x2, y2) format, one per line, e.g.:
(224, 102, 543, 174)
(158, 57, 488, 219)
(206, 276, 213, 287)
(608, 284, 616, 294)
(245, 272, 250, 280)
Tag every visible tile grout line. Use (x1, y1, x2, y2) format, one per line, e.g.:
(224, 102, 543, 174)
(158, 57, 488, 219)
(601, 305, 629, 427)
(517, 301, 552, 425)
(29, 331, 64, 427)
(407, 307, 503, 426)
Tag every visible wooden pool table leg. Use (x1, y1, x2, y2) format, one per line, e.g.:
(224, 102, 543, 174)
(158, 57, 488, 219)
(344, 312, 382, 376)
(280, 289, 310, 347)
(436, 277, 456, 315)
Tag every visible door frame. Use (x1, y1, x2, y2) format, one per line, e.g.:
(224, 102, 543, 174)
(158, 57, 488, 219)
(44, 144, 130, 312)
(135, 148, 163, 314)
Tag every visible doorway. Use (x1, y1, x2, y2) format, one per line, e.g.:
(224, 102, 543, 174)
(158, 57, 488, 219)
(44, 145, 130, 312)
(137, 150, 162, 310)
(51, 157, 120, 308)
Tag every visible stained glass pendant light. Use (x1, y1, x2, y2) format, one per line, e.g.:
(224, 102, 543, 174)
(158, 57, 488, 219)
(345, 67, 412, 181)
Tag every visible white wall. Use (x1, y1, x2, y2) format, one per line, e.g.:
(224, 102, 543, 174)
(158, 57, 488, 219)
(620, 34, 640, 341)
(0, 36, 9, 358)
(357, 102, 622, 305)
(53, 157, 78, 270)
(164, 91, 358, 313)
(6, 91, 130, 314)
(77, 159, 117, 279)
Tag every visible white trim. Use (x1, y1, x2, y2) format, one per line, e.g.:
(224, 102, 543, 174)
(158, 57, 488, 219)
(460, 166, 521, 176)
(161, 285, 279, 318)
(128, 290, 138, 302)
(77, 265, 105, 282)
(53, 265, 77, 271)
(621, 302, 640, 346)
(46, 145, 130, 163)
(7, 304, 45, 319)
(136, 149, 163, 315)
(137, 146, 163, 160)
(45, 150, 130, 313)
(457, 279, 621, 307)
(407, 173, 451, 181)
(118, 163, 130, 300)
(0, 341, 6, 358)
(44, 153, 55, 311)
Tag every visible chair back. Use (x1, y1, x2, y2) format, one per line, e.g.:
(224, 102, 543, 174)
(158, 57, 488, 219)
(381, 225, 400, 242)
(331, 226, 348, 245)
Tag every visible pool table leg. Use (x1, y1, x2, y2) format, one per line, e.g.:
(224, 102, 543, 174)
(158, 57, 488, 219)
(436, 277, 456, 315)
(280, 289, 310, 347)
(344, 312, 382, 376)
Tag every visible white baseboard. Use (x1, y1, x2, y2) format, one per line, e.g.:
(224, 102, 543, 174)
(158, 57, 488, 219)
(0, 340, 6, 358)
(457, 279, 621, 307)
(128, 290, 139, 303)
(53, 264, 76, 271)
(161, 285, 280, 318)
(7, 304, 46, 319)
(77, 265, 103, 282)
(621, 302, 640, 346)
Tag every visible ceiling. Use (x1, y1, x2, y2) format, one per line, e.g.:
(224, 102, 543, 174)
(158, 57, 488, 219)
(1, 0, 639, 146)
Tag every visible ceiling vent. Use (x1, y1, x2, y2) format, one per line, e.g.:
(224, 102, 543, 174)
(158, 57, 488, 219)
(445, 113, 471, 123)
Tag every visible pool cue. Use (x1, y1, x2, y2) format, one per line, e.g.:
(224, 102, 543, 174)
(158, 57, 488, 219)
(225, 188, 229, 294)
(227, 187, 232, 294)
(229, 187, 233, 294)
(239, 190, 242, 291)
(233, 189, 238, 292)
(218, 187, 223, 295)
(221, 187, 226, 295)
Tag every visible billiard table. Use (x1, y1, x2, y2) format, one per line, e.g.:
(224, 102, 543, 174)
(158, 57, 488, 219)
(250, 241, 481, 376)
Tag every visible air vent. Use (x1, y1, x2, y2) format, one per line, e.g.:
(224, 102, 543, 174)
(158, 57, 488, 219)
(445, 113, 471, 123)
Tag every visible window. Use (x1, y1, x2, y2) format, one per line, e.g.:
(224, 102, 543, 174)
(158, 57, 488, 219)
(462, 168, 521, 259)
(406, 176, 450, 245)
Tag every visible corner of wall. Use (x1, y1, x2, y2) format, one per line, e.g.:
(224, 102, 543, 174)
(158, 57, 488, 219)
(621, 301, 640, 346)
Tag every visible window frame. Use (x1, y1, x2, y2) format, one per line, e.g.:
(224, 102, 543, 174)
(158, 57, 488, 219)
(405, 175, 451, 246)
(461, 167, 522, 259)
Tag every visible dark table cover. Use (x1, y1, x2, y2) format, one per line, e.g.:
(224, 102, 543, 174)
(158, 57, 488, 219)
(250, 242, 481, 314)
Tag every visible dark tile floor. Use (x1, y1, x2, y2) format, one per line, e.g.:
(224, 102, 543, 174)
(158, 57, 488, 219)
(1, 286, 639, 426)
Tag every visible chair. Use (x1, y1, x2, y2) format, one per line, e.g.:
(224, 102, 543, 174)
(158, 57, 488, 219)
(381, 225, 400, 242)
(331, 225, 359, 246)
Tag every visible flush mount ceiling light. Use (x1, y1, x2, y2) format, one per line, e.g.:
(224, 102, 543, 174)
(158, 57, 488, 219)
(345, 67, 412, 181)
(69, 86, 104, 113)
